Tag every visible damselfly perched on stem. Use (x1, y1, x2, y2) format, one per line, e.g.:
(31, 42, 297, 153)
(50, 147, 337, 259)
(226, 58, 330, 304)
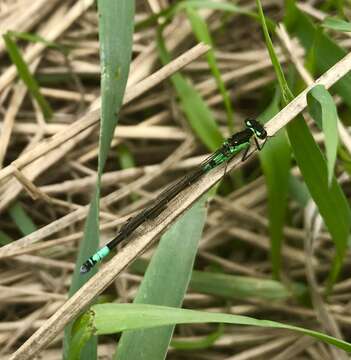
(80, 119, 267, 274)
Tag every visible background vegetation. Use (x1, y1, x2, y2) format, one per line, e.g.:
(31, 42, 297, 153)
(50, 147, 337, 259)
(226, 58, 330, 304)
(1, 0, 351, 359)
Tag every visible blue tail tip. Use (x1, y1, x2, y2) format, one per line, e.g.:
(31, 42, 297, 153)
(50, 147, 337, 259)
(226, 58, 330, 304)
(80, 262, 91, 274)
(80, 265, 88, 274)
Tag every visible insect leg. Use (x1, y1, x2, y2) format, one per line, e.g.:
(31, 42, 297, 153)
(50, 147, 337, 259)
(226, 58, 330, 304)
(241, 144, 252, 161)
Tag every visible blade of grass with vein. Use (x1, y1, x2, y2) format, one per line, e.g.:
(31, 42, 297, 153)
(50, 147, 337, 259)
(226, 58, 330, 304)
(68, 313, 95, 360)
(171, 324, 224, 350)
(307, 85, 339, 185)
(255, 0, 292, 103)
(90, 304, 351, 352)
(259, 92, 291, 280)
(7, 30, 67, 52)
(178, 0, 276, 30)
(117, 144, 136, 170)
(255, 0, 292, 280)
(288, 119, 350, 289)
(131, 259, 306, 302)
(285, 0, 351, 108)
(185, 5, 234, 131)
(115, 198, 207, 360)
(65, 1, 135, 359)
(157, 28, 223, 151)
(288, 176, 310, 208)
(136, 1, 275, 33)
(8, 202, 37, 235)
(117, 144, 137, 201)
(68, 0, 134, 295)
(284, 0, 351, 287)
(322, 17, 351, 32)
(190, 271, 306, 301)
(257, 0, 351, 287)
(3, 32, 53, 120)
(0, 231, 12, 246)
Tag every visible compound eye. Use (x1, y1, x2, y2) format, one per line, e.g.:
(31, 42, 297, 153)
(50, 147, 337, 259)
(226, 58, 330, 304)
(245, 119, 252, 127)
(258, 130, 267, 139)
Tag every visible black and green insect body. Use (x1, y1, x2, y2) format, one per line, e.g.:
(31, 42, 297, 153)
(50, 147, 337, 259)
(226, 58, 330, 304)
(80, 119, 267, 274)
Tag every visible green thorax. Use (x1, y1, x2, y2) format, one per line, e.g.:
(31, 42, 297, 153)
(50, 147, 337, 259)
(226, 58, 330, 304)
(203, 141, 250, 172)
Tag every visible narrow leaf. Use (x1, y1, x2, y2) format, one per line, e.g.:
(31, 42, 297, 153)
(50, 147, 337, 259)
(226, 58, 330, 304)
(67, 311, 95, 360)
(115, 198, 207, 360)
(307, 85, 339, 184)
(171, 324, 223, 350)
(92, 304, 351, 352)
(3, 32, 53, 120)
(185, 6, 234, 130)
(322, 17, 351, 32)
(8, 202, 37, 235)
(157, 29, 223, 151)
(255, 0, 293, 104)
(288, 175, 310, 208)
(287, 118, 351, 288)
(261, 0, 351, 287)
(131, 259, 306, 301)
(177, 0, 276, 30)
(259, 92, 291, 279)
(65, 1, 135, 359)
(0, 231, 13, 246)
(190, 271, 306, 301)
(285, 0, 351, 108)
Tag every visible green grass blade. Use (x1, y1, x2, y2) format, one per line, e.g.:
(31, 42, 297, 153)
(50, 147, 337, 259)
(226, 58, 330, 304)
(8, 30, 67, 52)
(68, 0, 135, 292)
(171, 324, 223, 350)
(0, 231, 12, 246)
(258, 0, 351, 287)
(157, 29, 223, 151)
(262, 133, 291, 279)
(178, 0, 276, 30)
(285, 0, 351, 108)
(255, 0, 293, 103)
(259, 92, 291, 279)
(117, 144, 137, 200)
(185, 5, 234, 131)
(180, 0, 256, 14)
(284, 1, 351, 286)
(322, 17, 351, 32)
(117, 144, 136, 170)
(288, 175, 310, 208)
(287, 119, 351, 288)
(68, 0, 134, 293)
(115, 198, 207, 360)
(131, 259, 306, 302)
(255, 1, 292, 279)
(190, 271, 306, 301)
(307, 85, 339, 184)
(91, 304, 351, 352)
(67, 312, 95, 360)
(65, 1, 135, 359)
(3, 32, 53, 120)
(8, 202, 37, 235)
(136, 0, 275, 33)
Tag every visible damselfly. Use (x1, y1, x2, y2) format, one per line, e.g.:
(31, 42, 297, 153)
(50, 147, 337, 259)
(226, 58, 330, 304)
(80, 119, 267, 274)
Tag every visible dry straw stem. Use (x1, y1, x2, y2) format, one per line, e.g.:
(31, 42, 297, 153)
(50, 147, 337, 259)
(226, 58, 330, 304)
(276, 23, 351, 154)
(0, 0, 62, 54)
(0, 0, 95, 93)
(304, 203, 348, 360)
(10, 50, 351, 360)
(0, 42, 210, 184)
(0, 43, 210, 260)
(0, 44, 207, 211)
